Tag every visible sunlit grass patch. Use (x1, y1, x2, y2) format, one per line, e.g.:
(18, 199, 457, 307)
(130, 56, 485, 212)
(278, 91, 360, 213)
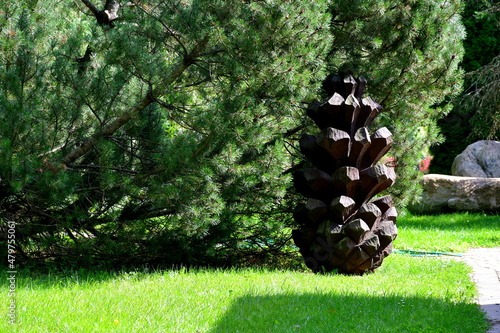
(396, 212, 500, 252)
(1, 255, 489, 332)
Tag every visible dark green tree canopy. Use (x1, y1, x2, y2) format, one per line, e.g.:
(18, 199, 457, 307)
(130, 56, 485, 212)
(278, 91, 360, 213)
(0, 0, 467, 268)
(430, 0, 500, 174)
(323, 0, 465, 205)
(0, 0, 331, 267)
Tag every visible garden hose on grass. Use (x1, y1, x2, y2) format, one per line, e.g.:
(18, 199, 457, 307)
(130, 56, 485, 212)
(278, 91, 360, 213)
(393, 249, 463, 257)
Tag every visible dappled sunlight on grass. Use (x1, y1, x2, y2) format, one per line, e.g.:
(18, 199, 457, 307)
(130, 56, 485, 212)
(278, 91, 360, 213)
(0, 255, 489, 332)
(2, 213, 496, 331)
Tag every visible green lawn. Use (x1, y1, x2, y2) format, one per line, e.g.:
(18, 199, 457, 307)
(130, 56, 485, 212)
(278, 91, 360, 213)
(1, 258, 489, 333)
(2, 212, 498, 332)
(395, 212, 500, 252)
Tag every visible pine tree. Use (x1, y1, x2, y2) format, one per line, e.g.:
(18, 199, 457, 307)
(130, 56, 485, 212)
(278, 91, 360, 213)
(0, 0, 331, 267)
(325, 0, 465, 206)
(463, 55, 500, 141)
(431, 1, 500, 174)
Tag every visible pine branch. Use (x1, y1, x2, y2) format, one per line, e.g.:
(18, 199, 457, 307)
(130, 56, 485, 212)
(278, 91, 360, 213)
(80, 0, 100, 17)
(68, 164, 140, 174)
(80, 0, 120, 26)
(104, 0, 120, 21)
(76, 46, 94, 74)
(61, 35, 210, 166)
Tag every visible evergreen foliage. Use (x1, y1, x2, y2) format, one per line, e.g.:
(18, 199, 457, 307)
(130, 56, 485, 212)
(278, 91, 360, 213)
(461, 0, 500, 73)
(0, 0, 331, 268)
(0, 0, 468, 268)
(430, 0, 500, 174)
(464, 54, 500, 141)
(324, 0, 465, 204)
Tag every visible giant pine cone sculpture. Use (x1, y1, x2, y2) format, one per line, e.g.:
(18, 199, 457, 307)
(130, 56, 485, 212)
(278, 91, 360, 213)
(292, 72, 398, 275)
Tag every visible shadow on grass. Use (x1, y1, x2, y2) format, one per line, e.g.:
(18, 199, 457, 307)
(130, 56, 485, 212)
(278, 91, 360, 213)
(209, 293, 488, 333)
(0, 267, 160, 290)
(399, 213, 500, 231)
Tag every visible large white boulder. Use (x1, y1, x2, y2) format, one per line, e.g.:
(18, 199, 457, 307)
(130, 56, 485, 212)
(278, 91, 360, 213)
(413, 174, 500, 213)
(452, 140, 500, 178)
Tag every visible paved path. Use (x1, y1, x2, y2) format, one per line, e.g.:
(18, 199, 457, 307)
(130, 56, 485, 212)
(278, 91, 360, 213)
(462, 247, 500, 333)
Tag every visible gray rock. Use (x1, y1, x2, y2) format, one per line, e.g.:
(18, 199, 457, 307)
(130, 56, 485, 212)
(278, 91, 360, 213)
(411, 174, 500, 213)
(452, 140, 500, 178)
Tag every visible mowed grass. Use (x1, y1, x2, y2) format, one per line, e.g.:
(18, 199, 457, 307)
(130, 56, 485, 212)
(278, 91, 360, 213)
(395, 212, 500, 253)
(1, 257, 489, 333)
(2, 212, 498, 332)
